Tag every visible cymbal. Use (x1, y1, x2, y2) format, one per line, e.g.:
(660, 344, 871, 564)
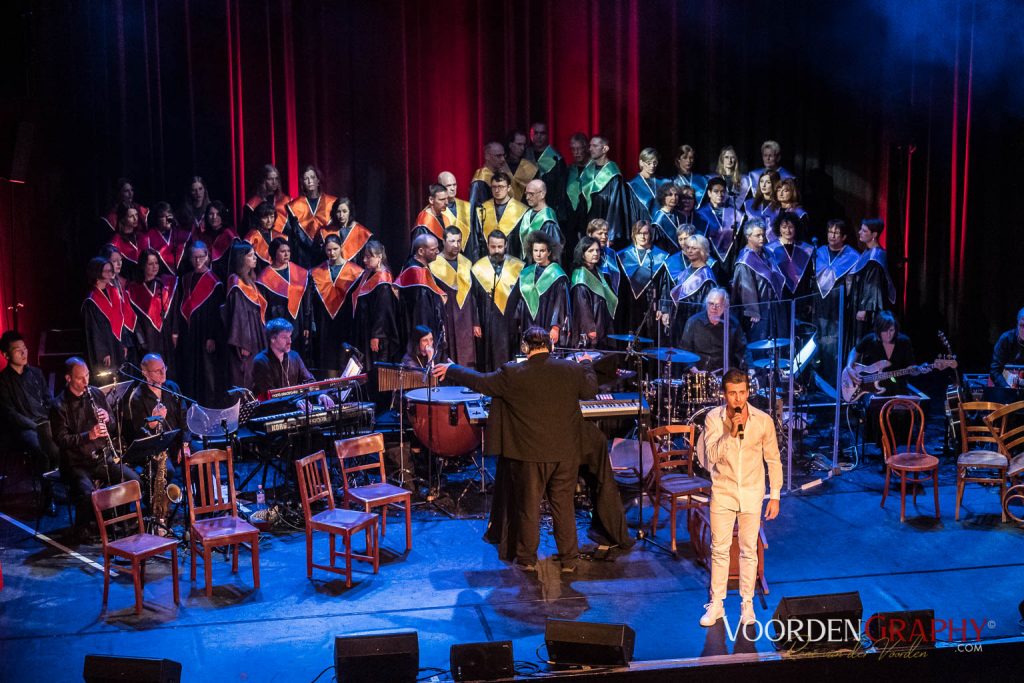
(644, 347, 700, 364)
(608, 333, 654, 344)
(748, 337, 791, 350)
(751, 358, 792, 370)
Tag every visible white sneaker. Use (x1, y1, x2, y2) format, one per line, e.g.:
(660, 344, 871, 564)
(700, 601, 725, 627)
(739, 600, 756, 625)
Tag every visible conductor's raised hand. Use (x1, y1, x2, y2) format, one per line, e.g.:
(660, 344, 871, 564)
(431, 363, 452, 382)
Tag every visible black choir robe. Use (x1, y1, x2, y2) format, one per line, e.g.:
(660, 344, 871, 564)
(651, 208, 682, 254)
(814, 244, 859, 382)
(579, 161, 647, 250)
(471, 256, 524, 372)
(126, 276, 177, 370)
(222, 275, 268, 390)
(731, 248, 787, 342)
(627, 174, 659, 220)
(317, 222, 373, 266)
(669, 264, 717, 342)
(766, 240, 815, 321)
(309, 260, 363, 375)
(851, 246, 897, 337)
(82, 286, 127, 376)
(530, 146, 567, 223)
(241, 193, 292, 235)
(140, 226, 191, 275)
(352, 269, 399, 373)
(175, 270, 224, 407)
(695, 204, 742, 269)
(617, 245, 671, 340)
(508, 206, 563, 261)
(286, 193, 337, 269)
(430, 254, 479, 368)
(513, 263, 569, 344)
(570, 267, 618, 349)
(189, 226, 238, 281)
(395, 259, 449, 360)
(244, 227, 287, 273)
(256, 263, 312, 357)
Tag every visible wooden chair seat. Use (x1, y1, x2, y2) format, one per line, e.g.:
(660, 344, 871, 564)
(646, 425, 711, 554)
(658, 473, 712, 496)
(957, 451, 1008, 469)
(296, 452, 380, 586)
(335, 433, 413, 553)
(192, 515, 259, 541)
(107, 533, 178, 558)
(343, 482, 410, 507)
(889, 453, 940, 471)
(1008, 453, 1024, 478)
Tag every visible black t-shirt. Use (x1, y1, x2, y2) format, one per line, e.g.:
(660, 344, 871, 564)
(855, 332, 915, 394)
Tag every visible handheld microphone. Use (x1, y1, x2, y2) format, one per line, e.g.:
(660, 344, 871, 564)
(734, 405, 744, 440)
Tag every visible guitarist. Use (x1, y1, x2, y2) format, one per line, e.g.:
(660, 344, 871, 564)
(990, 306, 1024, 390)
(846, 311, 915, 397)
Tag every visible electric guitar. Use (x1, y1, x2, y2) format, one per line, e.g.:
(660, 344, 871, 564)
(841, 357, 958, 402)
(938, 331, 966, 440)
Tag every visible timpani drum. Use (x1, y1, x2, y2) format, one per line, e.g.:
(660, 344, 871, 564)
(405, 386, 483, 458)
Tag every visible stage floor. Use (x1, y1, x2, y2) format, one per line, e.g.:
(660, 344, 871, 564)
(3, 447, 1024, 681)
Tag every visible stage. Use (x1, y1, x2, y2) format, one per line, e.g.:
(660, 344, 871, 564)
(2, 428, 1023, 682)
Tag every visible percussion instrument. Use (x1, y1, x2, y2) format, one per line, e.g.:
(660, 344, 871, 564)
(406, 386, 483, 458)
(748, 337, 791, 351)
(644, 347, 700, 365)
(608, 333, 654, 345)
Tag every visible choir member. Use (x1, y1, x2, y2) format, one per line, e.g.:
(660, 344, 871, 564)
(665, 223, 697, 283)
(695, 176, 741, 265)
(243, 201, 285, 270)
(851, 218, 896, 339)
(310, 235, 363, 377)
(256, 238, 311, 357)
(430, 227, 480, 368)
(318, 197, 373, 264)
(774, 178, 807, 235)
(102, 177, 148, 232)
(98, 245, 139, 367)
(109, 203, 143, 280)
(585, 218, 622, 294)
(676, 185, 698, 226)
(514, 231, 569, 347)
(140, 201, 190, 275)
(732, 219, 786, 342)
(126, 249, 177, 368)
(352, 240, 399, 373)
(396, 233, 448, 359)
(561, 132, 590, 229)
(716, 146, 752, 209)
(746, 140, 794, 197)
(472, 231, 525, 371)
(286, 164, 337, 269)
(570, 236, 618, 349)
(411, 184, 453, 242)
(743, 170, 781, 230)
(506, 130, 539, 202)
(814, 219, 859, 381)
(766, 212, 815, 322)
(672, 145, 708, 206)
(510, 179, 563, 261)
(617, 220, 671, 341)
(670, 235, 718, 312)
(627, 147, 661, 219)
(176, 242, 224, 407)
(525, 122, 566, 220)
(579, 135, 645, 249)
(476, 172, 527, 251)
(223, 242, 268, 390)
(191, 200, 237, 280)
(651, 183, 683, 253)
(178, 175, 212, 231)
(241, 164, 291, 234)
(438, 172, 474, 256)
(469, 142, 512, 219)
(81, 256, 128, 377)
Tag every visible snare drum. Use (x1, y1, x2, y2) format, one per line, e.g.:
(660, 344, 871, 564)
(405, 386, 483, 457)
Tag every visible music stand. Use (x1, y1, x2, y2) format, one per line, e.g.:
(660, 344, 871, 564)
(122, 429, 182, 535)
(100, 380, 136, 453)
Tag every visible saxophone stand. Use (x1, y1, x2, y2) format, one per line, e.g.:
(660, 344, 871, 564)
(121, 429, 182, 537)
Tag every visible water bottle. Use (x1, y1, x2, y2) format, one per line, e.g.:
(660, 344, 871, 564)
(256, 485, 266, 507)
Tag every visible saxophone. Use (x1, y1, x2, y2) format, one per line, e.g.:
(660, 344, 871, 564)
(149, 402, 183, 526)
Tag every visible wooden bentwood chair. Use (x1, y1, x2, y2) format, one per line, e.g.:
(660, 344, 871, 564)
(879, 398, 940, 522)
(183, 447, 260, 596)
(954, 401, 1007, 521)
(984, 400, 1024, 524)
(645, 425, 712, 554)
(334, 433, 413, 553)
(295, 451, 379, 587)
(91, 479, 179, 615)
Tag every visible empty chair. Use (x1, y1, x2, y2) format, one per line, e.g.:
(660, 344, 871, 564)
(984, 400, 1024, 522)
(295, 451, 379, 587)
(183, 447, 260, 596)
(91, 479, 179, 615)
(646, 424, 712, 554)
(334, 433, 412, 552)
(879, 398, 940, 522)
(954, 401, 1007, 521)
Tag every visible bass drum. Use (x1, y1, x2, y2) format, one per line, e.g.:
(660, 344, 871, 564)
(406, 386, 483, 458)
(686, 405, 717, 475)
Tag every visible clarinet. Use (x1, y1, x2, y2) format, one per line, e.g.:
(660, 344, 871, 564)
(85, 387, 120, 464)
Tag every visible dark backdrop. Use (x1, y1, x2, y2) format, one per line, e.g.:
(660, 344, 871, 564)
(1, 0, 1021, 371)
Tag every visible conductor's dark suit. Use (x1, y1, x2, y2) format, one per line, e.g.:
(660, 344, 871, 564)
(445, 352, 597, 567)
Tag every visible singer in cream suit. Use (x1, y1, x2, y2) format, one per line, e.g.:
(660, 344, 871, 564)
(700, 368, 783, 627)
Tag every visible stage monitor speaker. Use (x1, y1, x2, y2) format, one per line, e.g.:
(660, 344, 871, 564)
(771, 591, 863, 652)
(544, 619, 635, 667)
(334, 630, 418, 683)
(82, 654, 182, 683)
(450, 640, 513, 681)
(865, 609, 936, 648)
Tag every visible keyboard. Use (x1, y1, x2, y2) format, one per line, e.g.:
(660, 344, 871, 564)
(248, 402, 374, 434)
(580, 393, 650, 419)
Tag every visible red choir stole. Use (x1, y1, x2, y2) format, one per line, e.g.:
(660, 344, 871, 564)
(85, 286, 125, 339)
(126, 276, 177, 331)
(287, 193, 337, 241)
(352, 269, 394, 313)
(311, 261, 364, 319)
(180, 271, 221, 323)
(412, 208, 452, 240)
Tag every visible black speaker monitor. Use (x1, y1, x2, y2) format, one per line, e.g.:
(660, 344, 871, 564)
(450, 640, 514, 681)
(83, 655, 182, 683)
(544, 618, 635, 667)
(334, 630, 419, 683)
(771, 591, 863, 652)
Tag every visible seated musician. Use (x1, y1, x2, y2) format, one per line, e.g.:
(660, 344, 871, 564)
(251, 318, 335, 409)
(400, 325, 439, 371)
(49, 357, 140, 539)
(990, 306, 1024, 389)
(678, 288, 750, 373)
(845, 310, 914, 397)
(124, 353, 185, 472)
